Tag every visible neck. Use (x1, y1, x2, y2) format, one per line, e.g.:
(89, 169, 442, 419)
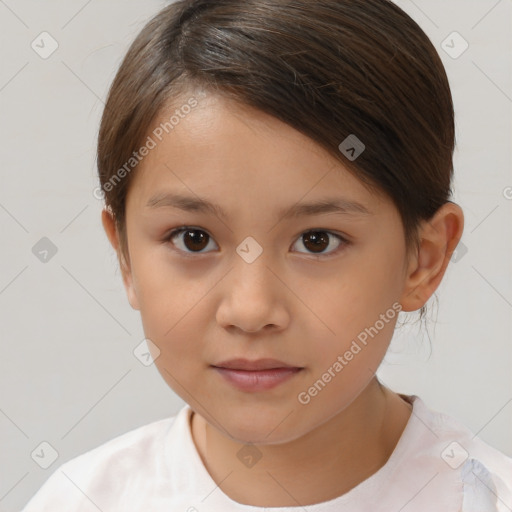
(190, 377, 412, 507)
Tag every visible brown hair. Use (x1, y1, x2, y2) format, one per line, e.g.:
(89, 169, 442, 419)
(97, 0, 456, 325)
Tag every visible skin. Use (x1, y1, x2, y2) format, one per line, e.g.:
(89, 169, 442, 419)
(102, 91, 464, 507)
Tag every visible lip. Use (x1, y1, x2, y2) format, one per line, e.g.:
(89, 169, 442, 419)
(213, 358, 301, 371)
(211, 359, 303, 392)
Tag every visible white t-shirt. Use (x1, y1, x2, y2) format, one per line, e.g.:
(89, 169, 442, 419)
(22, 394, 512, 511)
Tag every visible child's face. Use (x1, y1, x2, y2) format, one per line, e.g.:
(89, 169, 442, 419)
(118, 91, 413, 443)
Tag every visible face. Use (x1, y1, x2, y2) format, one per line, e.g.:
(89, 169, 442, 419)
(112, 92, 415, 444)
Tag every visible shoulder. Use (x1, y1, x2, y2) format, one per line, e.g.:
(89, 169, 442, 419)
(21, 408, 186, 511)
(458, 431, 512, 511)
(66, 413, 178, 474)
(404, 395, 512, 511)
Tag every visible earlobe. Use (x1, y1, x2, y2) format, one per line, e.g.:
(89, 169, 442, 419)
(400, 202, 464, 312)
(101, 208, 140, 311)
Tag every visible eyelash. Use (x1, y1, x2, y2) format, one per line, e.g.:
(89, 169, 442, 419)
(162, 226, 350, 259)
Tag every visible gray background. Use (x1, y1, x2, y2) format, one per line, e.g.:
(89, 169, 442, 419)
(0, 0, 511, 510)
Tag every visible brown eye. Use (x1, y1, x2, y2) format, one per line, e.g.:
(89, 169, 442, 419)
(167, 228, 217, 253)
(292, 230, 347, 256)
(165, 227, 348, 258)
(302, 231, 329, 253)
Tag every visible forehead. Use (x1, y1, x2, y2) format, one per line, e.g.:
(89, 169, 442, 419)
(126, 92, 388, 216)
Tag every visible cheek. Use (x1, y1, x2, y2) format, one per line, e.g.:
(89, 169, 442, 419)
(306, 263, 399, 332)
(130, 256, 213, 361)
(298, 259, 402, 375)
(148, 312, 207, 401)
(138, 294, 206, 362)
(131, 250, 203, 330)
(296, 312, 397, 416)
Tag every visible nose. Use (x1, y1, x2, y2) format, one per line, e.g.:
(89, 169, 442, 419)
(215, 254, 290, 334)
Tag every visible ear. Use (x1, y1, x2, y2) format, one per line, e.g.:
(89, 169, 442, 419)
(101, 208, 140, 311)
(400, 202, 464, 312)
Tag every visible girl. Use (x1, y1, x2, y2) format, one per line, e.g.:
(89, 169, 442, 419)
(23, 0, 512, 510)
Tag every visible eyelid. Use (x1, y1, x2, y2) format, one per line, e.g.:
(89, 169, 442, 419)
(163, 226, 350, 257)
(163, 226, 218, 258)
(292, 229, 349, 258)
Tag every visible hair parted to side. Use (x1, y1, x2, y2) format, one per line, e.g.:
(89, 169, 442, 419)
(97, 0, 456, 326)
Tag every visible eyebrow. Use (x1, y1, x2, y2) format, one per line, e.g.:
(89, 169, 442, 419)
(145, 192, 372, 221)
